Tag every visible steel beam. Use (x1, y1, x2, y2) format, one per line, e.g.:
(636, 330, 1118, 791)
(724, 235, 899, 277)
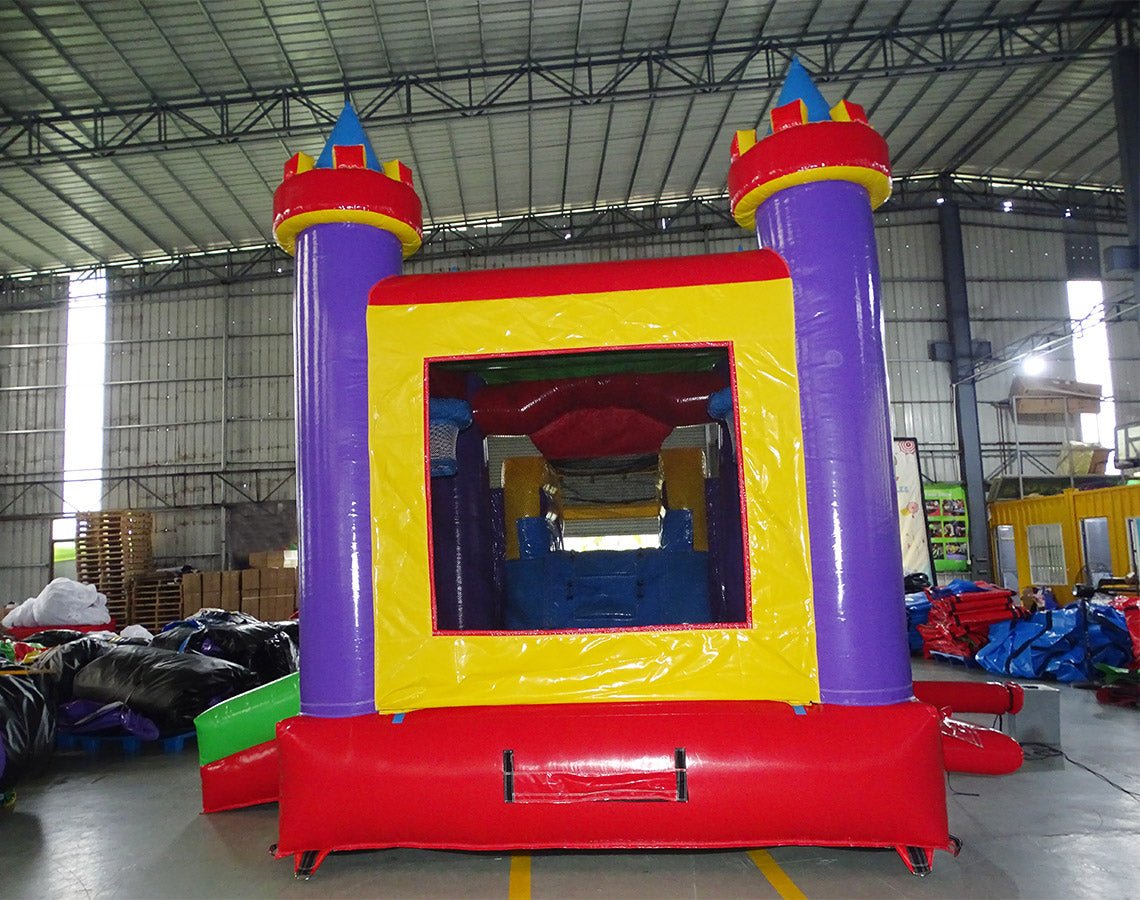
(888, 172, 1126, 220)
(0, 466, 296, 522)
(0, 173, 1127, 304)
(0, 6, 1132, 167)
(1106, 45, 1140, 322)
(966, 293, 1140, 384)
(1110, 46, 1139, 249)
(938, 199, 992, 580)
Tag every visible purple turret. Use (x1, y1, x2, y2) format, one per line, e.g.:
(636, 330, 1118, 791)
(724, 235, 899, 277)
(728, 60, 911, 705)
(273, 104, 423, 716)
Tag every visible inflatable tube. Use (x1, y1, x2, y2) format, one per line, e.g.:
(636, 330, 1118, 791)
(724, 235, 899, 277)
(940, 717, 1023, 775)
(200, 739, 280, 813)
(913, 680, 1024, 716)
(195, 672, 299, 767)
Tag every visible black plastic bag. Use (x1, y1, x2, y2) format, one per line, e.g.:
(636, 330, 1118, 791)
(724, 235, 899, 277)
(271, 620, 299, 646)
(904, 572, 931, 593)
(0, 670, 55, 791)
(21, 629, 87, 647)
(151, 622, 297, 684)
(28, 635, 114, 705)
(187, 608, 260, 626)
(73, 644, 257, 735)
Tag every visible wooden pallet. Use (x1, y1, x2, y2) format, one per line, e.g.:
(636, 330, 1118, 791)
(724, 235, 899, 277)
(75, 510, 154, 626)
(128, 572, 184, 632)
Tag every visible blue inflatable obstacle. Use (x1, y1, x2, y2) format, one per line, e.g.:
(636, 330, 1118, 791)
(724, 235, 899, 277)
(505, 510, 711, 629)
(976, 602, 1132, 682)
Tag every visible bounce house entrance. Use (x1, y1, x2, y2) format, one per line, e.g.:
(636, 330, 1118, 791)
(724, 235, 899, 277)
(426, 347, 748, 633)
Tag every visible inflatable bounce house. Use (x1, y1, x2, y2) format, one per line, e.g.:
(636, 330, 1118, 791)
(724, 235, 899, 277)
(194, 60, 1024, 878)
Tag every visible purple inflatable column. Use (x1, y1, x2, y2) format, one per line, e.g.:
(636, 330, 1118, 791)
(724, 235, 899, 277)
(272, 104, 423, 717)
(291, 224, 400, 716)
(728, 73, 911, 705)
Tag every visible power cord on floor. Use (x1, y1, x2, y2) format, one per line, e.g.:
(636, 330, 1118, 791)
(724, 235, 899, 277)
(1020, 742, 1140, 802)
(1020, 741, 1062, 761)
(945, 774, 979, 797)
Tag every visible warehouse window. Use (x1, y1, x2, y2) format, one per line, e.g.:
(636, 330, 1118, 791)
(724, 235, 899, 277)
(1026, 523, 1067, 585)
(52, 270, 108, 565)
(1079, 516, 1113, 585)
(992, 524, 1019, 592)
(1066, 280, 1116, 471)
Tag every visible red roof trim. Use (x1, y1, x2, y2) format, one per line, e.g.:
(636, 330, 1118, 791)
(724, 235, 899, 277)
(369, 249, 788, 306)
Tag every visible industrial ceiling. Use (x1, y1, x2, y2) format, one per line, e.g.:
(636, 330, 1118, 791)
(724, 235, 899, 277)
(0, 0, 1135, 276)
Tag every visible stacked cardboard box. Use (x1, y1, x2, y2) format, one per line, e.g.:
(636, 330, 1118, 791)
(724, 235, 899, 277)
(240, 567, 297, 621)
(180, 571, 241, 619)
(248, 549, 297, 569)
(180, 566, 297, 621)
(75, 510, 154, 625)
(1056, 441, 1112, 475)
(178, 573, 199, 620)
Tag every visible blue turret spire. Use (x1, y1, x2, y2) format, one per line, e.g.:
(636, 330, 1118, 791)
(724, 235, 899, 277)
(773, 57, 832, 124)
(315, 102, 382, 171)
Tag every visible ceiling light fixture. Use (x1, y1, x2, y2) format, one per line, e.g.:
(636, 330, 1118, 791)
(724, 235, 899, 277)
(1022, 355, 1046, 376)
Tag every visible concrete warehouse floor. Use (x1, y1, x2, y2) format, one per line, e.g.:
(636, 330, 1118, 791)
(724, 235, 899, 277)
(2, 659, 1138, 899)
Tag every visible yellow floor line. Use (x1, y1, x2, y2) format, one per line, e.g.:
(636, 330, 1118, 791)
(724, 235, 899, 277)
(508, 854, 532, 900)
(747, 849, 808, 900)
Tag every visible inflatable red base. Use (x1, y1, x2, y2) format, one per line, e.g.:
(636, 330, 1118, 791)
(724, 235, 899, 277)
(201, 740, 279, 813)
(274, 699, 958, 876)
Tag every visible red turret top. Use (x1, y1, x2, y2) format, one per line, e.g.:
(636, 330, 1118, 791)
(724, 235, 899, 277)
(728, 62, 891, 230)
(272, 103, 423, 257)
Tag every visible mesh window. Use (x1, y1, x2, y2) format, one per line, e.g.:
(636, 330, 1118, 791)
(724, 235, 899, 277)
(1027, 523, 1067, 584)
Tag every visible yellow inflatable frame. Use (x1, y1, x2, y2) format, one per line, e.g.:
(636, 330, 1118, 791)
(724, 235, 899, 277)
(366, 254, 818, 712)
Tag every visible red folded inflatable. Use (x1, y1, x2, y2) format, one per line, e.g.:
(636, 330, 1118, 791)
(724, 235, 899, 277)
(919, 587, 1023, 661)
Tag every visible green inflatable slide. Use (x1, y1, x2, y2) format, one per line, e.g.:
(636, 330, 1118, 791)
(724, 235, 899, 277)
(195, 671, 299, 767)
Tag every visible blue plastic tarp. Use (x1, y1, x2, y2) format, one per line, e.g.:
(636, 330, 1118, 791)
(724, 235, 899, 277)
(975, 603, 1131, 682)
(905, 592, 931, 653)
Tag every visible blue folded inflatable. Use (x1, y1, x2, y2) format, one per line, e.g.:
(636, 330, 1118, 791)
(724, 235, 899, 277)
(975, 602, 1131, 682)
(905, 592, 931, 654)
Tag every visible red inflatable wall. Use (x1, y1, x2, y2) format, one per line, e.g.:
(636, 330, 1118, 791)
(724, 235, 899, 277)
(275, 700, 953, 871)
(200, 740, 279, 813)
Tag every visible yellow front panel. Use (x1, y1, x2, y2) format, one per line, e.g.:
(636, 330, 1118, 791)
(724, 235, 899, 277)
(367, 276, 816, 712)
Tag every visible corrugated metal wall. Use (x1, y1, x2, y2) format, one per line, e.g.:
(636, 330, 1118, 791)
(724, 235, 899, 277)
(877, 210, 956, 480)
(1105, 276, 1140, 433)
(963, 212, 1077, 481)
(1, 209, 1136, 597)
(100, 274, 297, 571)
(0, 306, 66, 601)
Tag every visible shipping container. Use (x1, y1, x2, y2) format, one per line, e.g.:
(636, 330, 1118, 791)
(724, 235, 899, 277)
(988, 484, 1140, 602)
